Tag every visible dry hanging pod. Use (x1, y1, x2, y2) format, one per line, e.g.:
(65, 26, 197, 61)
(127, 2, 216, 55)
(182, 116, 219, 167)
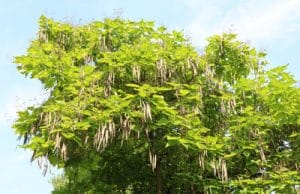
(141, 101, 152, 122)
(61, 143, 68, 161)
(210, 157, 217, 177)
(132, 65, 141, 82)
(94, 125, 105, 151)
(120, 115, 131, 140)
(221, 159, 228, 181)
(84, 135, 89, 145)
(190, 60, 198, 76)
(107, 72, 115, 84)
(42, 159, 48, 176)
(146, 103, 152, 121)
(260, 147, 266, 163)
(220, 99, 226, 114)
(37, 112, 44, 129)
(149, 151, 157, 172)
(38, 30, 48, 42)
(198, 152, 205, 171)
(37, 156, 49, 176)
(104, 129, 109, 146)
(156, 59, 167, 83)
(54, 133, 61, 151)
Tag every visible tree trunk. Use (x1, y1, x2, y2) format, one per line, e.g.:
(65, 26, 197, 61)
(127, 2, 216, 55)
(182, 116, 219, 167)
(190, 184, 196, 194)
(156, 159, 162, 194)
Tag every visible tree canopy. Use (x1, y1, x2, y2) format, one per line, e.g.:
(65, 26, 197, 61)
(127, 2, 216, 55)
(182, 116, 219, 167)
(13, 16, 300, 193)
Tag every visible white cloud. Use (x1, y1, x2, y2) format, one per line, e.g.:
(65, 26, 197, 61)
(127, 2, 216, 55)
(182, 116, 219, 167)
(183, 0, 300, 47)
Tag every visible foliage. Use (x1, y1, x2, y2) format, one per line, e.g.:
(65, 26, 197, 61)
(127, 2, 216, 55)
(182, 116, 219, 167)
(13, 16, 300, 193)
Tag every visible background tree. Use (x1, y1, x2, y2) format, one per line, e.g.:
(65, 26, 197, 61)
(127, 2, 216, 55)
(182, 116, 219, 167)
(14, 16, 300, 193)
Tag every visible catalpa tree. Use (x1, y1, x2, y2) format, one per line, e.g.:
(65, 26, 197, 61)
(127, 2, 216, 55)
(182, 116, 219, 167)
(14, 16, 300, 193)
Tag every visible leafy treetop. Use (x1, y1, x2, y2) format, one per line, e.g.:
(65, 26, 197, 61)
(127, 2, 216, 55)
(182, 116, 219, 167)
(14, 16, 300, 193)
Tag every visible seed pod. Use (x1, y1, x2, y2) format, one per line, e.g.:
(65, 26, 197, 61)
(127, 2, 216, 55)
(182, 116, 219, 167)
(217, 157, 221, 179)
(111, 121, 116, 139)
(204, 65, 214, 85)
(37, 112, 44, 128)
(48, 112, 52, 127)
(156, 59, 167, 83)
(84, 55, 94, 66)
(221, 99, 226, 114)
(141, 101, 152, 122)
(210, 157, 217, 177)
(120, 115, 131, 140)
(94, 124, 107, 151)
(145, 128, 149, 139)
(54, 133, 61, 151)
(38, 30, 48, 42)
(149, 151, 157, 172)
(37, 156, 42, 169)
(149, 151, 152, 167)
(190, 59, 198, 76)
(84, 135, 89, 145)
(132, 65, 141, 82)
(175, 89, 179, 99)
(61, 143, 68, 161)
(107, 72, 115, 84)
(198, 152, 205, 171)
(37, 156, 49, 176)
(221, 158, 228, 181)
(104, 85, 112, 97)
(260, 147, 266, 163)
(146, 103, 152, 121)
(218, 80, 223, 90)
(105, 129, 109, 146)
(153, 154, 157, 169)
(179, 105, 186, 115)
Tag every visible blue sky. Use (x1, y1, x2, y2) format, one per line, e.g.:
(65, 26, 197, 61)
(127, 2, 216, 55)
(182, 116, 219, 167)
(0, 0, 300, 193)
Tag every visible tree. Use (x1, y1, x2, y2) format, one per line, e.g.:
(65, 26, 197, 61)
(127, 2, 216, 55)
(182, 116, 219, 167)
(14, 16, 300, 193)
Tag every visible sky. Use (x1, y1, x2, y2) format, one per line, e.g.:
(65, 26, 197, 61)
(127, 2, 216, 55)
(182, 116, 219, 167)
(0, 0, 300, 193)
